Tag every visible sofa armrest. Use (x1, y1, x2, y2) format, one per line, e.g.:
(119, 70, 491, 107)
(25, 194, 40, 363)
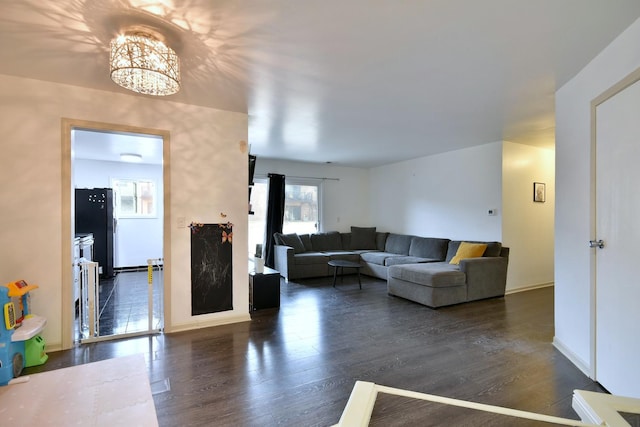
(274, 244, 294, 279)
(459, 256, 508, 301)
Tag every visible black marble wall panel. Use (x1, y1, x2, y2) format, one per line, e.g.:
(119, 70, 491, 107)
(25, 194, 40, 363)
(190, 223, 233, 315)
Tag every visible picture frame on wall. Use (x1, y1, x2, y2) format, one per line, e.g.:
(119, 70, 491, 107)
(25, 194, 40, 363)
(533, 182, 546, 203)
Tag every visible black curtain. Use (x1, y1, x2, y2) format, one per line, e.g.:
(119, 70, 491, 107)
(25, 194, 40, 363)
(264, 173, 285, 268)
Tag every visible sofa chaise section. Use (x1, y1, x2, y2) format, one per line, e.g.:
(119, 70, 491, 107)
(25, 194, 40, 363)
(387, 241, 509, 308)
(387, 263, 467, 307)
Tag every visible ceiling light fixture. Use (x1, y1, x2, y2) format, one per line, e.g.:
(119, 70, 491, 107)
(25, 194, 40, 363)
(120, 153, 143, 163)
(110, 31, 180, 96)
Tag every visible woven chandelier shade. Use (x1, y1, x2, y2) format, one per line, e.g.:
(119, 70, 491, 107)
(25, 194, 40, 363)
(110, 32, 180, 96)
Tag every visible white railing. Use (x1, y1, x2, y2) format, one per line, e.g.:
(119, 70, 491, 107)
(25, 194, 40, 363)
(78, 259, 163, 344)
(147, 258, 164, 333)
(79, 261, 99, 340)
(334, 381, 611, 427)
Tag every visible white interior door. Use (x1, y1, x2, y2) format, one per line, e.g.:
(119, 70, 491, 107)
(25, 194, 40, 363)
(595, 78, 640, 398)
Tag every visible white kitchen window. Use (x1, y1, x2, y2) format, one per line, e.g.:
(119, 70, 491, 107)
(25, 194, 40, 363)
(112, 178, 156, 218)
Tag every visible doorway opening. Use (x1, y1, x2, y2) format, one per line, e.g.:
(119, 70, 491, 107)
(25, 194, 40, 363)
(61, 119, 171, 349)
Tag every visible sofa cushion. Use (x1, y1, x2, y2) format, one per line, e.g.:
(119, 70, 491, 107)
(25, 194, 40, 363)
(385, 256, 436, 266)
(385, 233, 414, 255)
(350, 226, 377, 250)
(310, 232, 342, 251)
(482, 241, 503, 257)
(360, 251, 403, 266)
(323, 251, 361, 262)
(388, 263, 466, 288)
(449, 242, 487, 265)
(299, 234, 313, 252)
(279, 233, 306, 254)
(376, 232, 389, 251)
(347, 249, 378, 256)
(341, 233, 351, 249)
(445, 241, 502, 262)
(409, 237, 450, 260)
(294, 252, 330, 265)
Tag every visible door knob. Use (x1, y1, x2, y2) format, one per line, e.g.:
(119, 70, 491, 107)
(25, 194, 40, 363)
(589, 240, 605, 249)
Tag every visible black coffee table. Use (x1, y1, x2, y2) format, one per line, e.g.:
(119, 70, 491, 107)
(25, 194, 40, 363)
(328, 260, 362, 289)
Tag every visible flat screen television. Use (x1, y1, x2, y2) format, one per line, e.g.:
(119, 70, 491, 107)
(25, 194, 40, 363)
(248, 154, 256, 186)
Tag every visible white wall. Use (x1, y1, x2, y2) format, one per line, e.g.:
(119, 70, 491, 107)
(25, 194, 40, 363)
(0, 74, 249, 349)
(369, 142, 503, 241)
(254, 158, 371, 232)
(502, 142, 555, 292)
(555, 17, 640, 373)
(74, 159, 164, 268)
(369, 141, 555, 292)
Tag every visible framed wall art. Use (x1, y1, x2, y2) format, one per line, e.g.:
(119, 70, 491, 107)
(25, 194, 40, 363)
(533, 182, 546, 203)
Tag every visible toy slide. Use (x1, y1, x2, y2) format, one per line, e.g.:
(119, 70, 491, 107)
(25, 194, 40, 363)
(0, 280, 47, 386)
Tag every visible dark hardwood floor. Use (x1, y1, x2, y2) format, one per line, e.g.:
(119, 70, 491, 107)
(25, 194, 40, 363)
(27, 275, 604, 426)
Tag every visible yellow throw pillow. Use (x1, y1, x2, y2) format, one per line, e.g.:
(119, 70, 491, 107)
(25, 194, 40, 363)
(449, 242, 488, 265)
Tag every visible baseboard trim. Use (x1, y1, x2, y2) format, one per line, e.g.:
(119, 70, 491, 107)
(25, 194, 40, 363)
(505, 282, 554, 295)
(553, 336, 592, 378)
(165, 313, 251, 334)
(46, 342, 63, 352)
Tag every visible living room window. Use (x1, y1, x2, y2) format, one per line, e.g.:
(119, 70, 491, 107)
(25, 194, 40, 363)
(283, 180, 320, 235)
(249, 179, 268, 256)
(248, 178, 321, 257)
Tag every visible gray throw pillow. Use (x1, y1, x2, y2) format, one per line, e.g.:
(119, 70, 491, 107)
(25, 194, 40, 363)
(482, 241, 502, 257)
(299, 234, 313, 252)
(376, 232, 389, 251)
(341, 233, 352, 249)
(310, 232, 342, 251)
(350, 226, 377, 250)
(279, 233, 306, 254)
(385, 234, 414, 255)
(409, 237, 450, 260)
(273, 232, 284, 245)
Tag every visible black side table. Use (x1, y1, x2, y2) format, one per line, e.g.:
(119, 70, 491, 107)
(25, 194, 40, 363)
(249, 266, 280, 311)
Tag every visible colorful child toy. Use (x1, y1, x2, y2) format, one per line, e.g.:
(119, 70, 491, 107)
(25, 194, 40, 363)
(0, 280, 47, 386)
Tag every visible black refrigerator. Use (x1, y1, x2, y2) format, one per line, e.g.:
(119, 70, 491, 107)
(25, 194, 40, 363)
(75, 188, 115, 278)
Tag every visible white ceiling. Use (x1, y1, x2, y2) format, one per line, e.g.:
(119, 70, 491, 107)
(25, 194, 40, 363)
(73, 129, 164, 165)
(2, 1, 640, 167)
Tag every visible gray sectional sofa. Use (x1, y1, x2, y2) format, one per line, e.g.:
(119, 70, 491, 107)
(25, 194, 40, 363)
(387, 241, 509, 308)
(273, 227, 509, 308)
